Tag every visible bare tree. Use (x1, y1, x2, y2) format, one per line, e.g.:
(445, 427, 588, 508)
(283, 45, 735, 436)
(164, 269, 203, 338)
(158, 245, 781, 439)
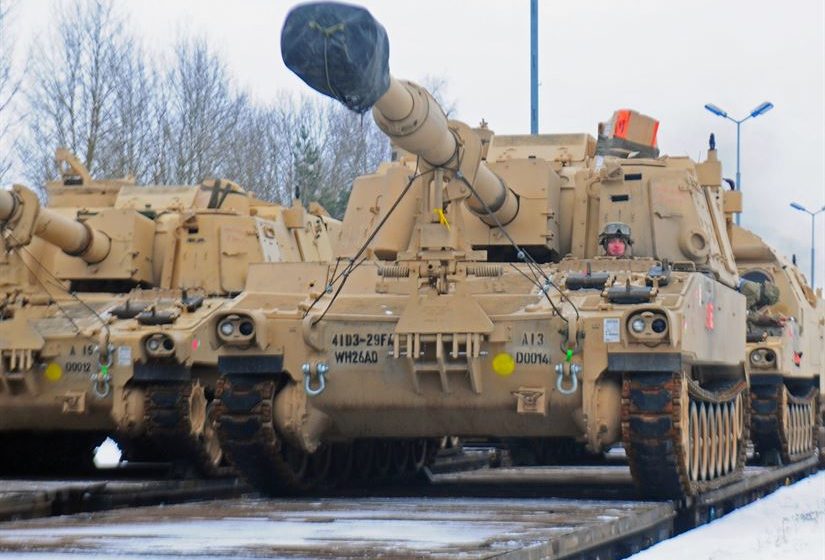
(223, 103, 289, 203)
(318, 102, 389, 217)
(12, 3, 408, 217)
(157, 38, 247, 185)
(420, 74, 458, 118)
(19, 1, 132, 185)
(0, 1, 21, 182)
(270, 95, 389, 218)
(96, 42, 163, 183)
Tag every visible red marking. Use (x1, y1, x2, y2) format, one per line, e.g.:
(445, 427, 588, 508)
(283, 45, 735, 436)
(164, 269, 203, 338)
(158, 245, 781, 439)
(613, 110, 631, 139)
(705, 303, 714, 330)
(793, 352, 802, 367)
(192, 339, 200, 350)
(650, 121, 659, 147)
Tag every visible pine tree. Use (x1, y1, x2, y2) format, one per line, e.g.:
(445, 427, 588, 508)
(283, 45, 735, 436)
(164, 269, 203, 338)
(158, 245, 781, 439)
(292, 124, 327, 208)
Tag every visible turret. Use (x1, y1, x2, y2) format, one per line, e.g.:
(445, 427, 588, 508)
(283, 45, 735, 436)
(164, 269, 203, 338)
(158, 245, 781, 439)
(281, 2, 518, 228)
(3, 150, 341, 295)
(1, 184, 111, 264)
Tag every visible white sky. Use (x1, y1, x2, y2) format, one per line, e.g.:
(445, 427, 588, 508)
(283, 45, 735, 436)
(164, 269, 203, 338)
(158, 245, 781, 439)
(12, 0, 825, 288)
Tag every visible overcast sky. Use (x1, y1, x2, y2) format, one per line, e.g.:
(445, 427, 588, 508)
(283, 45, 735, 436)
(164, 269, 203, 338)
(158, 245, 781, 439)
(12, 0, 825, 288)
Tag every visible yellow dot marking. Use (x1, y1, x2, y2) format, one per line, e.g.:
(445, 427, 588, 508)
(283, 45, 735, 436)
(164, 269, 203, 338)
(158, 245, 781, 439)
(45, 363, 63, 382)
(492, 352, 515, 377)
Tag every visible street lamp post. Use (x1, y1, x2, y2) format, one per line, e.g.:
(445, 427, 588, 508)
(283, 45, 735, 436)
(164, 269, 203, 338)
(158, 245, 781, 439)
(790, 203, 825, 288)
(704, 101, 774, 225)
(530, 0, 538, 134)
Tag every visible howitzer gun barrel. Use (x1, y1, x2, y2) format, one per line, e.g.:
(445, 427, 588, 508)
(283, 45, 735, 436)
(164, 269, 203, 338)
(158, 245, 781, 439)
(374, 78, 518, 225)
(282, 2, 519, 226)
(0, 186, 110, 264)
(0, 188, 15, 222)
(372, 78, 455, 165)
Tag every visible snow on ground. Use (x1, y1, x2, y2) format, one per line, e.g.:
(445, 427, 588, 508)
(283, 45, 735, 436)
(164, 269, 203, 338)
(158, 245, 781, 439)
(630, 471, 825, 560)
(92, 437, 122, 468)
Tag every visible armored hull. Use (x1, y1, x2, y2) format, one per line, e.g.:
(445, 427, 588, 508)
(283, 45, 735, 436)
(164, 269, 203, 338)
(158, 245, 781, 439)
(210, 1, 817, 496)
(213, 144, 750, 497)
(1, 151, 339, 474)
(731, 225, 823, 465)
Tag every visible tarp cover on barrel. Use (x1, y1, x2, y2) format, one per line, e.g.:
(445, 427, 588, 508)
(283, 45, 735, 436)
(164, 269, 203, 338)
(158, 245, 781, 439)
(281, 2, 390, 114)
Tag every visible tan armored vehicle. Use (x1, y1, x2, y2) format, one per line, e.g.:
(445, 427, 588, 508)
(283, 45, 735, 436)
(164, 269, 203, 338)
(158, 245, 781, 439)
(205, 1, 752, 498)
(0, 151, 134, 472)
(731, 225, 824, 465)
(0, 151, 339, 474)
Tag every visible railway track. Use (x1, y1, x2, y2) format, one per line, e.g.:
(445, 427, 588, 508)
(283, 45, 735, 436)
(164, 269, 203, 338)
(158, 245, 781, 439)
(0, 453, 819, 559)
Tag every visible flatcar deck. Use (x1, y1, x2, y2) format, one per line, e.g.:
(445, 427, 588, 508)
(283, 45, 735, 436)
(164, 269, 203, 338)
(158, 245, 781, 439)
(0, 495, 675, 559)
(0, 477, 244, 522)
(0, 455, 818, 559)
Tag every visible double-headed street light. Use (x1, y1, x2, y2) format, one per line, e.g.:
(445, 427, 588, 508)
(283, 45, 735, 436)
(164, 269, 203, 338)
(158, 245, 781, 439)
(789, 203, 825, 288)
(704, 101, 774, 225)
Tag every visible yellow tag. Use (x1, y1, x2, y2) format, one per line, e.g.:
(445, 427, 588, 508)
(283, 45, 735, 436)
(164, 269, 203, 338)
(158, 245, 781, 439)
(45, 363, 63, 382)
(433, 208, 450, 231)
(492, 352, 515, 376)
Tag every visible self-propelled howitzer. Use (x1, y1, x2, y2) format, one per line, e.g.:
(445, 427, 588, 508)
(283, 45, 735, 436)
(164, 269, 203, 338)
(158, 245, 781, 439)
(208, 1, 752, 498)
(731, 224, 823, 466)
(0, 150, 340, 475)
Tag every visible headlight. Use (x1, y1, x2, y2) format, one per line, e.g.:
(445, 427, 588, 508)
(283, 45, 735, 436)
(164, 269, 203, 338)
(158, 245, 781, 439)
(216, 314, 256, 344)
(750, 348, 776, 368)
(219, 320, 235, 336)
(145, 334, 175, 357)
(627, 311, 668, 340)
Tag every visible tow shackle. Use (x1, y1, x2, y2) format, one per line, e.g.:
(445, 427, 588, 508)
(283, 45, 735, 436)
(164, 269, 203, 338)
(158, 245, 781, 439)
(302, 361, 330, 397)
(554, 362, 581, 395)
(90, 343, 114, 399)
(92, 376, 111, 399)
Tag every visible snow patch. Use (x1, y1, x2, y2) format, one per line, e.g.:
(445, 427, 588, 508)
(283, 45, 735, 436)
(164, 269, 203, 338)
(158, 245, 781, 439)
(630, 471, 825, 560)
(93, 437, 122, 468)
